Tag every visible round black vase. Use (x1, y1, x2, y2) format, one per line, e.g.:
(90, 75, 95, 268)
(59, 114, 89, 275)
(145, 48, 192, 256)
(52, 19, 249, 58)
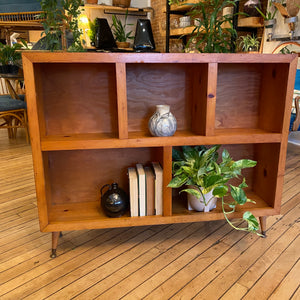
(100, 183, 129, 218)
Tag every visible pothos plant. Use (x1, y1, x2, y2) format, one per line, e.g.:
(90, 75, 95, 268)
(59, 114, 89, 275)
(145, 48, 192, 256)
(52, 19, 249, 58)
(39, 0, 85, 51)
(167, 145, 261, 235)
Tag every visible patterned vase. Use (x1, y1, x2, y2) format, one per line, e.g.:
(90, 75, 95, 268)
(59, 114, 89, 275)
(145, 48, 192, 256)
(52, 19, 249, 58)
(148, 105, 177, 137)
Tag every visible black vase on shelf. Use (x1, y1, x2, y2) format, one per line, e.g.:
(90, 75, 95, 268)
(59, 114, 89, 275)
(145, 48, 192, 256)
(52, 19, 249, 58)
(133, 19, 156, 52)
(100, 183, 129, 218)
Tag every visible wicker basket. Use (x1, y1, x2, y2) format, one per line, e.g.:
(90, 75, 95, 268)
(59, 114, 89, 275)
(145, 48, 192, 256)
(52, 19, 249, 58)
(113, 0, 131, 8)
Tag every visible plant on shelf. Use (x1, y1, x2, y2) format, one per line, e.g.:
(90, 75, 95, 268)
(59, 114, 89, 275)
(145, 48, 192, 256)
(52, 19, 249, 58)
(256, 0, 277, 39)
(0, 42, 22, 74)
(255, 0, 277, 21)
(167, 145, 261, 235)
(238, 34, 261, 52)
(185, 0, 238, 53)
(111, 10, 134, 48)
(39, 0, 85, 51)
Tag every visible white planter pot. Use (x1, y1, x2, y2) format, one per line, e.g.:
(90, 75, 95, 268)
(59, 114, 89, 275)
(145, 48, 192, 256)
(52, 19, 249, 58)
(187, 186, 217, 212)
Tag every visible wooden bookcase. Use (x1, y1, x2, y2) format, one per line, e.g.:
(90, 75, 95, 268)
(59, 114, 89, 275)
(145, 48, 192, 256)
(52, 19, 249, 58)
(22, 52, 297, 257)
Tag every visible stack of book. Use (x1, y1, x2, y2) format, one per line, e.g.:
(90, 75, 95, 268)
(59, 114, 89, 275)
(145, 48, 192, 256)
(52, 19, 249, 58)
(127, 162, 163, 217)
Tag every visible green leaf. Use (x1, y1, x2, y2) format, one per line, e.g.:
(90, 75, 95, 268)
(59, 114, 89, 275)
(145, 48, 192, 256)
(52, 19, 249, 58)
(230, 185, 247, 205)
(232, 159, 257, 170)
(243, 211, 260, 232)
(239, 178, 248, 189)
(167, 174, 188, 188)
(180, 188, 202, 199)
(213, 185, 228, 198)
(203, 174, 223, 188)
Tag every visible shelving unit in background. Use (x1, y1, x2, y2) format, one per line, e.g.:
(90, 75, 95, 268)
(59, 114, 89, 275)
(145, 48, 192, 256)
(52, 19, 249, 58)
(164, 0, 264, 52)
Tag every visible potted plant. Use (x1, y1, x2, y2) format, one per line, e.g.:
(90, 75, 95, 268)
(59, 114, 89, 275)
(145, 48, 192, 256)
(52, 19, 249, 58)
(167, 145, 261, 234)
(238, 34, 261, 52)
(183, 0, 238, 53)
(111, 11, 134, 48)
(0, 43, 22, 74)
(256, 0, 277, 39)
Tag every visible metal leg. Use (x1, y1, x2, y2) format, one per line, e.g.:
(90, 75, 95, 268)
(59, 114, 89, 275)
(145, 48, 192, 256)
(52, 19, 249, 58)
(259, 216, 267, 238)
(50, 231, 61, 258)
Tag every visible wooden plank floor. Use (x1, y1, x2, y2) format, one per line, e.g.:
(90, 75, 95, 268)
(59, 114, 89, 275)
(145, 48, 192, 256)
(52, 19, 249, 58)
(0, 128, 299, 300)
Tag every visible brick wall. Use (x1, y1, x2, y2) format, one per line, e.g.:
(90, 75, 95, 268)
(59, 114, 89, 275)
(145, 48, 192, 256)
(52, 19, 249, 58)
(151, 0, 166, 52)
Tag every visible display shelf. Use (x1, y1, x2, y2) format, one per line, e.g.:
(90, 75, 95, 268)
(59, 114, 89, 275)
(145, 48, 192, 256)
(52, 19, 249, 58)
(84, 4, 152, 14)
(22, 52, 297, 255)
(170, 26, 196, 36)
(238, 17, 264, 28)
(169, 0, 200, 11)
(41, 130, 282, 151)
(172, 192, 275, 219)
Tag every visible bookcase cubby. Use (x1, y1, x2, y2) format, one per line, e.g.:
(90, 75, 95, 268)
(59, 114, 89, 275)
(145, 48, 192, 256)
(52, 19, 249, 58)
(22, 52, 297, 256)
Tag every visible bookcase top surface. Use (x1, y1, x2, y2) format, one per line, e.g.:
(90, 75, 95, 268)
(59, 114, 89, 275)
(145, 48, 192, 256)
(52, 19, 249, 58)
(22, 52, 298, 64)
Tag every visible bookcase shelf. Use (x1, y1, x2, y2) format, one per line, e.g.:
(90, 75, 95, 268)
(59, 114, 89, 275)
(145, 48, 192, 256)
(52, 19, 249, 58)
(22, 52, 297, 256)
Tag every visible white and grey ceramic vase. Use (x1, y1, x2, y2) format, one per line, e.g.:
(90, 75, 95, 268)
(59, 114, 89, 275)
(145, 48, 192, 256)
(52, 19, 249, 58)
(148, 105, 177, 137)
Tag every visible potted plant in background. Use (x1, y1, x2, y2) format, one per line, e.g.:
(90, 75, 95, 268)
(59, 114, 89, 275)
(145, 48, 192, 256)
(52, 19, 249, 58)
(182, 0, 238, 53)
(238, 34, 261, 52)
(39, 0, 85, 51)
(111, 11, 134, 48)
(0, 42, 22, 74)
(256, 0, 277, 40)
(167, 145, 261, 234)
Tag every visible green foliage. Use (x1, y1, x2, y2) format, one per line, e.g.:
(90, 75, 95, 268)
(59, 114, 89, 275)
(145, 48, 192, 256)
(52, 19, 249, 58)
(168, 145, 261, 234)
(39, 0, 85, 51)
(88, 19, 97, 45)
(238, 34, 260, 52)
(280, 46, 292, 54)
(111, 11, 134, 43)
(256, 0, 277, 20)
(0, 43, 22, 66)
(186, 0, 238, 53)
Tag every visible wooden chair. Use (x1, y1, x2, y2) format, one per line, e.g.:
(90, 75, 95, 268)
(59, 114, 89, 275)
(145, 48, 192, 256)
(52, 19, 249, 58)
(0, 95, 29, 142)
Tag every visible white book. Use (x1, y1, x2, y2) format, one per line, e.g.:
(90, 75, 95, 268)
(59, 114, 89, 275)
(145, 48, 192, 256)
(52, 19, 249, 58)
(128, 167, 138, 217)
(152, 162, 163, 216)
(136, 164, 146, 217)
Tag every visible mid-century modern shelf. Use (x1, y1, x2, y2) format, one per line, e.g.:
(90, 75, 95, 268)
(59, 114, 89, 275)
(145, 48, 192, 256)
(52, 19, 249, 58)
(22, 52, 297, 257)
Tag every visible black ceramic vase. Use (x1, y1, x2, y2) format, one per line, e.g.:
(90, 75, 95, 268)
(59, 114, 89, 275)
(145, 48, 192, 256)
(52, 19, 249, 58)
(100, 183, 129, 218)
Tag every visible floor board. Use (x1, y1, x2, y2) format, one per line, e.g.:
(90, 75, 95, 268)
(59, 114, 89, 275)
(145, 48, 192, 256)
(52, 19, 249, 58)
(0, 128, 299, 300)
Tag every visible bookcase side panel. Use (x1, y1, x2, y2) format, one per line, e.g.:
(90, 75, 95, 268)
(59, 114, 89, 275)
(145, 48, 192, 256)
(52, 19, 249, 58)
(40, 63, 118, 136)
(116, 63, 128, 139)
(163, 146, 173, 216)
(22, 57, 49, 230)
(190, 63, 210, 135)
